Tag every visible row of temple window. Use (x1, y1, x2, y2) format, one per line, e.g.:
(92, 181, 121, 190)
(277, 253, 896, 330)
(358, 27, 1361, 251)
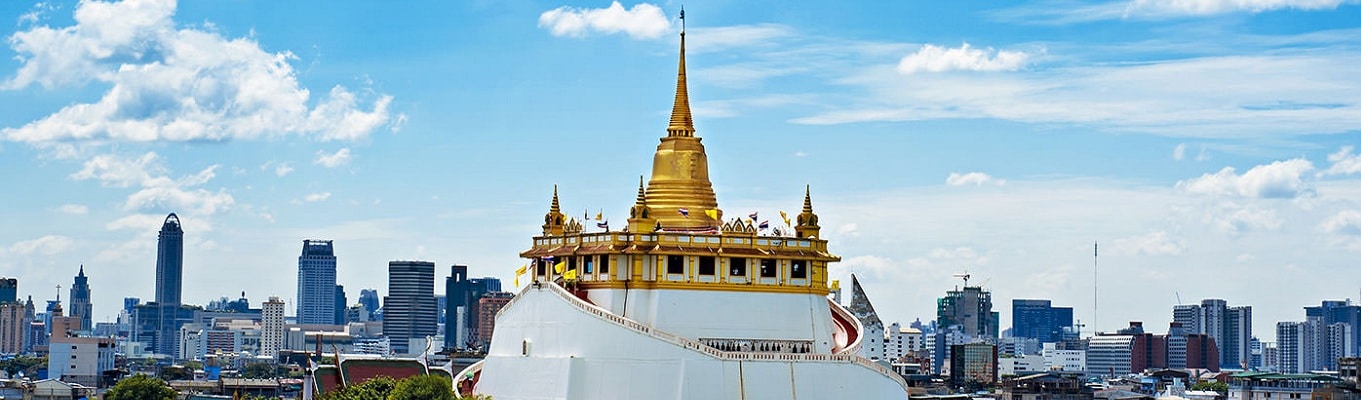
(535, 255, 809, 279)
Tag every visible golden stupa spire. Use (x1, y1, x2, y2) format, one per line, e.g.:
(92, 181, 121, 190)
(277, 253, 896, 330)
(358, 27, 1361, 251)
(666, 12, 694, 138)
(551, 185, 561, 213)
(645, 17, 721, 231)
(543, 185, 566, 236)
(796, 185, 821, 239)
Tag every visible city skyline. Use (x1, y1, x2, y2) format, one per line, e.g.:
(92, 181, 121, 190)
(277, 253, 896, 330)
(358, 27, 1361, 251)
(1, 0, 1360, 340)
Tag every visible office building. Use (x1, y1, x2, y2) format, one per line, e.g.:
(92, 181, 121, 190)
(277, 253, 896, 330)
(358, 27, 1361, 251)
(334, 285, 347, 325)
(1013, 299, 1074, 345)
(476, 292, 514, 350)
(296, 239, 338, 325)
(1171, 299, 1251, 369)
(69, 266, 92, 332)
(1305, 300, 1361, 361)
(444, 265, 503, 350)
(136, 213, 193, 357)
(155, 213, 184, 305)
(0, 277, 15, 303)
(358, 289, 380, 321)
(383, 260, 438, 355)
(950, 342, 998, 388)
(262, 296, 285, 359)
(0, 301, 25, 354)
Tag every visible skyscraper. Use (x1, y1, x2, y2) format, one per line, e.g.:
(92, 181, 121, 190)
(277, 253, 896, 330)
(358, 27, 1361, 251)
(261, 296, 285, 359)
(296, 239, 337, 325)
(0, 277, 15, 304)
(384, 260, 437, 355)
(334, 285, 347, 325)
(444, 265, 503, 350)
(155, 213, 184, 305)
(1173, 299, 1251, 369)
(938, 286, 999, 339)
(69, 265, 93, 332)
(1305, 300, 1361, 362)
(1012, 299, 1074, 344)
(358, 289, 380, 321)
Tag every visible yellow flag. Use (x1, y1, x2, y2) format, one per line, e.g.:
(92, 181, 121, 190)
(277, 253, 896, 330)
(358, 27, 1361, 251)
(830, 279, 840, 291)
(704, 209, 719, 220)
(514, 264, 528, 287)
(563, 269, 578, 280)
(596, 211, 603, 221)
(553, 260, 566, 274)
(780, 210, 790, 226)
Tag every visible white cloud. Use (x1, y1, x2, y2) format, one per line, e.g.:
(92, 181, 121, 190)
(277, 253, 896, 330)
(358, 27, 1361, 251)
(1111, 231, 1184, 256)
(2, 0, 392, 143)
(1126, 0, 1359, 16)
(58, 204, 89, 215)
(946, 172, 1006, 187)
(1177, 159, 1314, 198)
(314, 148, 352, 168)
(275, 163, 294, 177)
(6, 235, 73, 256)
(538, 1, 671, 40)
(1174, 143, 1186, 161)
(304, 192, 331, 203)
(71, 152, 234, 216)
(897, 43, 1032, 74)
(1324, 146, 1361, 176)
(1320, 209, 1361, 250)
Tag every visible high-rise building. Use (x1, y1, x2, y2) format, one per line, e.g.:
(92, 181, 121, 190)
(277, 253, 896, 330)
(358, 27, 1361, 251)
(384, 260, 438, 355)
(938, 286, 999, 339)
(1012, 299, 1074, 344)
(296, 239, 337, 325)
(0, 302, 25, 353)
(1305, 300, 1361, 362)
(358, 289, 380, 321)
(155, 213, 184, 306)
(443, 265, 503, 350)
(261, 296, 285, 359)
(476, 292, 514, 349)
(950, 343, 998, 388)
(334, 285, 347, 325)
(1172, 299, 1250, 369)
(70, 265, 93, 332)
(0, 277, 15, 303)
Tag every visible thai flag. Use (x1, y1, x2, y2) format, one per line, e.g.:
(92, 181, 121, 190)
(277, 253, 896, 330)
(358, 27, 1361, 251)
(749, 212, 758, 221)
(758, 220, 769, 230)
(541, 255, 555, 261)
(678, 208, 689, 217)
(597, 221, 609, 229)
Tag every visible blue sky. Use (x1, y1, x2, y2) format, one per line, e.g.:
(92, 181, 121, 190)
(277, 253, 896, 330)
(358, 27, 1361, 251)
(1, 0, 1360, 340)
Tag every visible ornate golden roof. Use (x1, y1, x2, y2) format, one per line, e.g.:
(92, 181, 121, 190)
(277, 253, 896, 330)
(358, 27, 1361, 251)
(645, 31, 721, 231)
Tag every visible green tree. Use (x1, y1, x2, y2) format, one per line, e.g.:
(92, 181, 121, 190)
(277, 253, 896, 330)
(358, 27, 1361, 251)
(316, 376, 397, 400)
(182, 360, 204, 371)
(104, 374, 178, 400)
(241, 362, 279, 379)
(388, 374, 456, 400)
(158, 365, 193, 381)
(1192, 381, 1228, 393)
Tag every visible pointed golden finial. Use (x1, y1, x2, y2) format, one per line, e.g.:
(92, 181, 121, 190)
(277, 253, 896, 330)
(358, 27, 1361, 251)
(635, 176, 647, 204)
(802, 184, 813, 213)
(666, 8, 694, 138)
(550, 185, 561, 213)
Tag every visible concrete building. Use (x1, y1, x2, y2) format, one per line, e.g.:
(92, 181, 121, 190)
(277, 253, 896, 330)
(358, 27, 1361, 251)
(1000, 354, 1048, 376)
(885, 322, 924, 362)
(1227, 372, 1354, 400)
(296, 239, 338, 325)
(0, 301, 26, 353)
(939, 286, 999, 339)
(476, 292, 513, 350)
(951, 342, 998, 388)
(383, 260, 437, 355)
(261, 296, 285, 359)
(47, 335, 116, 387)
(444, 265, 503, 350)
(1306, 300, 1361, 364)
(0, 277, 15, 303)
(155, 213, 184, 306)
(1174, 304, 1203, 336)
(1042, 342, 1086, 372)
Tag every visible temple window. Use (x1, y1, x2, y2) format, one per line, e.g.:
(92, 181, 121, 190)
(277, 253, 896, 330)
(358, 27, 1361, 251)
(791, 260, 807, 279)
(729, 258, 747, 276)
(667, 255, 685, 275)
(599, 255, 610, 274)
(584, 258, 594, 274)
(698, 256, 715, 276)
(759, 259, 777, 278)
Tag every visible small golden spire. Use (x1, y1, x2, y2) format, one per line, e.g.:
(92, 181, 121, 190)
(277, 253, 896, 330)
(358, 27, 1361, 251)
(635, 176, 647, 204)
(666, 28, 694, 137)
(802, 184, 814, 213)
(550, 185, 561, 213)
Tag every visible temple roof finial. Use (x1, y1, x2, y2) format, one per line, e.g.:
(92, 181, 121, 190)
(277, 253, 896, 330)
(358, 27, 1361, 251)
(803, 185, 813, 213)
(550, 185, 561, 213)
(635, 176, 647, 204)
(666, 12, 695, 138)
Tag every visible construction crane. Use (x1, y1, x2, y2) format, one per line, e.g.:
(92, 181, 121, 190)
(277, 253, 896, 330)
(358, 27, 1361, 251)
(952, 273, 971, 287)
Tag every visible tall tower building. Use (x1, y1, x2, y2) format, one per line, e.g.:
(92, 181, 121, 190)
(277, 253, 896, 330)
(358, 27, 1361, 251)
(155, 213, 184, 305)
(938, 286, 999, 339)
(1172, 304, 1203, 334)
(0, 302, 25, 354)
(384, 260, 437, 355)
(1305, 300, 1361, 363)
(296, 239, 338, 325)
(1012, 299, 1074, 344)
(261, 296, 285, 359)
(69, 265, 93, 332)
(358, 289, 380, 321)
(1224, 306, 1252, 368)
(0, 278, 15, 303)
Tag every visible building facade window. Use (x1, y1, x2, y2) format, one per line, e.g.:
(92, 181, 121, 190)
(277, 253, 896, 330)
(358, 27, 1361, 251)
(667, 255, 685, 275)
(791, 260, 806, 279)
(698, 256, 715, 276)
(759, 259, 777, 278)
(729, 258, 746, 276)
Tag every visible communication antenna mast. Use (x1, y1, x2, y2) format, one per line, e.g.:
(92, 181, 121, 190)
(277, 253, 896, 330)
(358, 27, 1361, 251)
(1093, 241, 1099, 335)
(952, 272, 971, 289)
